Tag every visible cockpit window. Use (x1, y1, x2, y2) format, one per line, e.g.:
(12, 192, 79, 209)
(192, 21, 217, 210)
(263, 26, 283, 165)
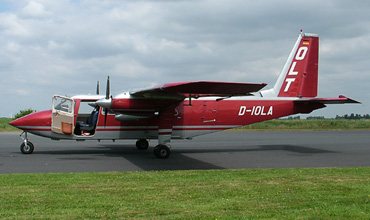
(53, 96, 73, 113)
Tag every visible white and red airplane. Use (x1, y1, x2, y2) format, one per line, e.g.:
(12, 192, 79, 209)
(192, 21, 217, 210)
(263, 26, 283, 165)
(9, 31, 359, 158)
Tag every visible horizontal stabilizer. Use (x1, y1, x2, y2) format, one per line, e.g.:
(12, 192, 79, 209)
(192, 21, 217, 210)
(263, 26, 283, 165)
(132, 81, 267, 98)
(294, 95, 361, 104)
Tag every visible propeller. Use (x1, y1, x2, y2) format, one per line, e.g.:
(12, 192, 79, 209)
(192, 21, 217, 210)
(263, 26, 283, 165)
(104, 76, 110, 126)
(96, 76, 112, 127)
(96, 81, 100, 95)
(106, 76, 110, 99)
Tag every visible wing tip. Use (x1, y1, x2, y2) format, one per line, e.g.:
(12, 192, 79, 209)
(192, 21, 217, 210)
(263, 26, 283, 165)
(338, 95, 361, 104)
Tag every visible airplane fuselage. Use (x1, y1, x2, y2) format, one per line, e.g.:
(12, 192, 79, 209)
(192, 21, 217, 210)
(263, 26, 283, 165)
(11, 95, 324, 141)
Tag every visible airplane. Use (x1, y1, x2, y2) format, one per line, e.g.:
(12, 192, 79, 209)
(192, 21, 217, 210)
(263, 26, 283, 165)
(9, 31, 360, 159)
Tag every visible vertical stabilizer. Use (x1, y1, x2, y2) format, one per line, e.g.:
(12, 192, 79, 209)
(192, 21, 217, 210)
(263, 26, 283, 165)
(261, 32, 319, 98)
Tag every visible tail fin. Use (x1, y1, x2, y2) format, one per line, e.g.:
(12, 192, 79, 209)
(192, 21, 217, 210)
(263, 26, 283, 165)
(262, 32, 319, 98)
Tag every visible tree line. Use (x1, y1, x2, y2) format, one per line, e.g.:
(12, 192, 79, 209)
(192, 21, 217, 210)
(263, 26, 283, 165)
(335, 114, 370, 120)
(284, 114, 370, 120)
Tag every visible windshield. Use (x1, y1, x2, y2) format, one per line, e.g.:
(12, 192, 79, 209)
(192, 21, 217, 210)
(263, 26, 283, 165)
(53, 96, 73, 113)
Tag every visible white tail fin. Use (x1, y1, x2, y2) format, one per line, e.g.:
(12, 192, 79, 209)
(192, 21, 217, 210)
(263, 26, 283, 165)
(261, 32, 319, 98)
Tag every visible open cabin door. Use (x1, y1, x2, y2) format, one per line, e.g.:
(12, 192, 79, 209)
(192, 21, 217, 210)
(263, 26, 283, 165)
(52, 95, 74, 135)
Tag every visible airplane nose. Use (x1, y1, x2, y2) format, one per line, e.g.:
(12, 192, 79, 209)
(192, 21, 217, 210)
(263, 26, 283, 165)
(9, 110, 52, 130)
(9, 116, 28, 129)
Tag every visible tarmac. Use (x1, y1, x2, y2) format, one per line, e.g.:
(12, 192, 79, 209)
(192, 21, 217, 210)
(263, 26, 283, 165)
(0, 130, 369, 173)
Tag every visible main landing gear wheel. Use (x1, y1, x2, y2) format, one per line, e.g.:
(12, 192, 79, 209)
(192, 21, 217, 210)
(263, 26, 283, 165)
(136, 139, 149, 150)
(20, 142, 34, 154)
(153, 145, 170, 159)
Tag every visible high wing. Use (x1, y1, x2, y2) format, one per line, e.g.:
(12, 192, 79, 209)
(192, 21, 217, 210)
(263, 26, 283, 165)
(95, 80, 267, 117)
(130, 81, 267, 99)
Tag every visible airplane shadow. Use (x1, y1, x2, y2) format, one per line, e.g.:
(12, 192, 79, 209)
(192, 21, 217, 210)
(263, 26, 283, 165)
(33, 143, 337, 171)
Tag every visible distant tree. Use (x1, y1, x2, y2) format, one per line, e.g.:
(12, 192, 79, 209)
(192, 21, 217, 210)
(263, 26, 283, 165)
(14, 109, 36, 119)
(335, 113, 370, 120)
(306, 116, 325, 120)
(285, 116, 300, 120)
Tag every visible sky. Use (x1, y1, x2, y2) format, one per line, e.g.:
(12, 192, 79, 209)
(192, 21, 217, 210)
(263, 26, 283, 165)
(0, 0, 369, 118)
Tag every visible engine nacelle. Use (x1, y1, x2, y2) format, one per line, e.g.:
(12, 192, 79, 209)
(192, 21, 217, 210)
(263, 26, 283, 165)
(114, 113, 154, 122)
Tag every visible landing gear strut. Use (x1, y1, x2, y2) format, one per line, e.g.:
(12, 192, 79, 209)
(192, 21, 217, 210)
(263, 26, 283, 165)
(20, 131, 34, 154)
(153, 144, 171, 159)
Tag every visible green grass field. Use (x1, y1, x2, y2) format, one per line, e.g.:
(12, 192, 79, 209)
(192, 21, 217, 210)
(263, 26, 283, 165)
(0, 168, 369, 219)
(0, 118, 19, 132)
(232, 119, 370, 131)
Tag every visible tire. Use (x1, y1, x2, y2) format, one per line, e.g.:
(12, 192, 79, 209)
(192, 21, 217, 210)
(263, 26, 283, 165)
(136, 139, 149, 150)
(20, 142, 34, 154)
(153, 145, 170, 159)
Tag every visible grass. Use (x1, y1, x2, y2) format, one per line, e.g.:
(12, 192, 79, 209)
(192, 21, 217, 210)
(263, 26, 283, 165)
(0, 118, 19, 132)
(232, 119, 370, 131)
(0, 168, 369, 219)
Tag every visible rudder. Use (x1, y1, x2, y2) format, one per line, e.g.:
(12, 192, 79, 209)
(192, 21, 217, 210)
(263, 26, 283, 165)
(262, 32, 319, 98)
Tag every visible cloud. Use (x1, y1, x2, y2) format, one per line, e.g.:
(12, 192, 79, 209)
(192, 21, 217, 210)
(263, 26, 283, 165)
(21, 1, 51, 18)
(0, 0, 369, 117)
(0, 13, 30, 36)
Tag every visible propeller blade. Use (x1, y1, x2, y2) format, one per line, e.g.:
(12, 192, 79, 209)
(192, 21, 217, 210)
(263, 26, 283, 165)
(106, 76, 110, 100)
(104, 76, 110, 127)
(96, 76, 112, 111)
(104, 108, 108, 127)
(96, 81, 100, 95)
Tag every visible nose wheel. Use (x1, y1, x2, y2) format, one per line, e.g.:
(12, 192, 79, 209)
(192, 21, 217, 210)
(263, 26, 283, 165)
(19, 131, 34, 154)
(20, 141, 34, 154)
